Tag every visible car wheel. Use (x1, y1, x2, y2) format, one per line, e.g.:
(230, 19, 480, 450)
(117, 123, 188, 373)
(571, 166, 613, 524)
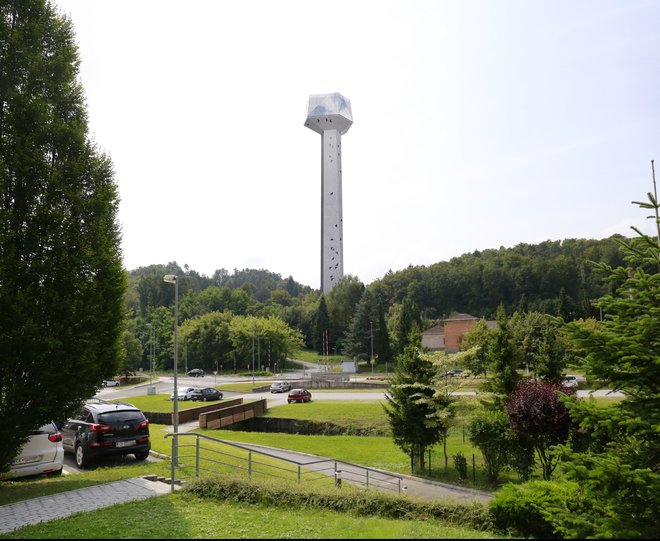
(134, 450, 150, 461)
(75, 444, 89, 469)
(288, 400, 292, 404)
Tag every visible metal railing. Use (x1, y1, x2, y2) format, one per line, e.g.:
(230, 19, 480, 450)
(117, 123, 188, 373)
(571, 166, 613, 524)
(164, 432, 404, 494)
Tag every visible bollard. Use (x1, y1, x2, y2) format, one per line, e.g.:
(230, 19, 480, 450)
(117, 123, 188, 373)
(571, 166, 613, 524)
(334, 470, 342, 488)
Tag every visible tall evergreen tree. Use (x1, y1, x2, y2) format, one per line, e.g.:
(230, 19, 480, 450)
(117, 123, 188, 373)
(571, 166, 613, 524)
(0, 1, 126, 473)
(342, 288, 375, 359)
(553, 190, 660, 538)
(312, 294, 330, 355)
(394, 292, 421, 356)
(485, 304, 521, 396)
(326, 274, 364, 354)
(384, 327, 441, 471)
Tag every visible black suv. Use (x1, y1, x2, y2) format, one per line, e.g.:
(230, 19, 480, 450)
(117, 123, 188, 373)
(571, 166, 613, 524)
(60, 399, 150, 469)
(187, 368, 205, 377)
(189, 387, 223, 401)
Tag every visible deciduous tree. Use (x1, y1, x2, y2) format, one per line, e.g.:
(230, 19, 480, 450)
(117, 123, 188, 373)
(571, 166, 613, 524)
(506, 379, 575, 480)
(0, 1, 125, 473)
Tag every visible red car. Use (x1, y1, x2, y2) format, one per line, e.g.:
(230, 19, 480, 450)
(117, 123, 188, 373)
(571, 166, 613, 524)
(287, 388, 312, 404)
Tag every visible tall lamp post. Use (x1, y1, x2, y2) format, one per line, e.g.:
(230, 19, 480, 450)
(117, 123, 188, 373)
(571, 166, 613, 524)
(146, 323, 155, 393)
(163, 274, 179, 492)
(370, 320, 374, 375)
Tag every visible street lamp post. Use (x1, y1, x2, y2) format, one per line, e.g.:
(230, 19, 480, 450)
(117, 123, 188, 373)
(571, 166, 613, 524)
(252, 317, 256, 384)
(163, 274, 179, 492)
(146, 324, 155, 392)
(370, 321, 374, 375)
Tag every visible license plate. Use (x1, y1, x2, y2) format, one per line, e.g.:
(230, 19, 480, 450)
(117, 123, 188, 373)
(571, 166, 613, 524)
(116, 440, 135, 448)
(13, 455, 40, 465)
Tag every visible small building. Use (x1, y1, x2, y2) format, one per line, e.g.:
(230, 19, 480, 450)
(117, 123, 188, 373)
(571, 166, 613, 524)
(421, 313, 493, 353)
(420, 323, 444, 351)
(443, 313, 480, 352)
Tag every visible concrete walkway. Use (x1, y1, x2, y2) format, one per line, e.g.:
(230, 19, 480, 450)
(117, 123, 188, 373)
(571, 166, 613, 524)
(0, 476, 175, 535)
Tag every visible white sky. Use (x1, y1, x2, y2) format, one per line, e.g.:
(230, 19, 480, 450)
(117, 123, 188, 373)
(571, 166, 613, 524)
(54, 0, 660, 289)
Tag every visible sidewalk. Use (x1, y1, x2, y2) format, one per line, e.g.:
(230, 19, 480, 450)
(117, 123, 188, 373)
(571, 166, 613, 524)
(0, 476, 176, 535)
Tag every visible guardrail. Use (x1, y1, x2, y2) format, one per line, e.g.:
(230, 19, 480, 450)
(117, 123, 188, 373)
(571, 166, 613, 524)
(164, 432, 405, 495)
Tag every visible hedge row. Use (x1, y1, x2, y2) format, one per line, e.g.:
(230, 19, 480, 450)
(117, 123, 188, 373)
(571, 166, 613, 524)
(182, 475, 494, 532)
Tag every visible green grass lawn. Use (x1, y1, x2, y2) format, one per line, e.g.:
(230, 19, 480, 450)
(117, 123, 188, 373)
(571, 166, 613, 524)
(1, 490, 503, 539)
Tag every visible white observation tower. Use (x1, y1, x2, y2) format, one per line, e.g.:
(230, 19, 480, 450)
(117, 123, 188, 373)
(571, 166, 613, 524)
(304, 93, 353, 293)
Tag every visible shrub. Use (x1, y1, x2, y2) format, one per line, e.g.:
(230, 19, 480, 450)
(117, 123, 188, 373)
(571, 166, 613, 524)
(183, 474, 494, 532)
(468, 408, 510, 483)
(489, 480, 580, 539)
(453, 452, 468, 481)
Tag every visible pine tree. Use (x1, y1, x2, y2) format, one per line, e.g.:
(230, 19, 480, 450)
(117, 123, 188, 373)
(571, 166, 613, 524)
(313, 294, 330, 355)
(0, 1, 126, 473)
(384, 327, 442, 471)
(485, 304, 521, 396)
(550, 184, 660, 538)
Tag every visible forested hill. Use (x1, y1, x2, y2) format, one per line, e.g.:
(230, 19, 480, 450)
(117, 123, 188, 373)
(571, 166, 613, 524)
(371, 235, 627, 321)
(125, 235, 628, 325)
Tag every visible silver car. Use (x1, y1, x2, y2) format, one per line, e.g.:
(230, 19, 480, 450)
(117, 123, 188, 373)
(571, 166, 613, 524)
(7, 422, 64, 479)
(170, 386, 199, 401)
(270, 380, 292, 393)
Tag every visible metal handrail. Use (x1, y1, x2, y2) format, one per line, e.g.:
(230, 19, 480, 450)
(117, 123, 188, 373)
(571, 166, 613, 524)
(164, 432, 404, 493)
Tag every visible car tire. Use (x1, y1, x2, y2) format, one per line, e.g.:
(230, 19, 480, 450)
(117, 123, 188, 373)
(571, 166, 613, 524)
(75, 444, 89, 469)
(134, 450, 150, 461)
(288, 400, 292, 404)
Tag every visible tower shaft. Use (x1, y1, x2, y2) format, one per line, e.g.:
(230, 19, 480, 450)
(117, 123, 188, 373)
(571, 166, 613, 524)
(321, 129, 344, 293)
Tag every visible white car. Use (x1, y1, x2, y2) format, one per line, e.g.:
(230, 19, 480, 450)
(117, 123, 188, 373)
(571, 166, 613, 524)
(103, 379, 120, 387)
(270, 380, 292, 393)
(563, 375, 579, 388)
(170, 386, 199, 401)
(7, 422, 64, 479)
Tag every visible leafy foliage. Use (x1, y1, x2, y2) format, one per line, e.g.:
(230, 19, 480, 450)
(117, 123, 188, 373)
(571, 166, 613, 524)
(453, 452, 468, 480)
(506, 379, 575, 480)
(0, 1, 125, 472)
(489, 480, 580, 539)
(184, 474, 494, 532)
(467, 409, 510, 483)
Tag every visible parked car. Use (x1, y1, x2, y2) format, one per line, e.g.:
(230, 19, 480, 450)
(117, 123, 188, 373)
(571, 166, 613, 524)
(445, 369, 464, 377)
(189, 387, 223, 401)
(270, 380, 292, 393)
(102, 379, 120, 387)
(60, 399, 150, 469)
(563, 375, 579, 388)
(6, 422, 64, 479)
(287, 388, 312, 404)
(170, 386, 199, 401)
(187, 368, 205, 377)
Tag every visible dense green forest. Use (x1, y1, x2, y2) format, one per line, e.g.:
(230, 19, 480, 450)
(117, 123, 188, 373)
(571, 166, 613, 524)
(121, 235, 626, 374)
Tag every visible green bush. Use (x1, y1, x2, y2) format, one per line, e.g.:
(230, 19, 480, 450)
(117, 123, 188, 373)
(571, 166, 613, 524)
(453, 452, 468, 480)
(183, 474, 494, 532)
(468, 409, 510, 483)
(489, 480, 580, 539)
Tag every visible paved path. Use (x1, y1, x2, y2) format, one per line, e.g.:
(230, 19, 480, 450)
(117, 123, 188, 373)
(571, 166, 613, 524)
(223, 440, 493, 504)
(0, 477, 174, 535)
